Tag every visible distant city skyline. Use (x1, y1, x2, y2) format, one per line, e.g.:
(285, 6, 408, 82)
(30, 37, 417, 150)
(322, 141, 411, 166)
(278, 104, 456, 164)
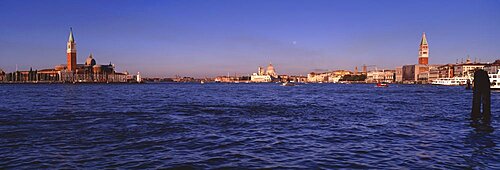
(1, 0, 499, 77)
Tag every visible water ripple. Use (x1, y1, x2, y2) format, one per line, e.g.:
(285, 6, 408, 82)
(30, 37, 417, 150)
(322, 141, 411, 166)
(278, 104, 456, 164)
(0, 83, 498, 169)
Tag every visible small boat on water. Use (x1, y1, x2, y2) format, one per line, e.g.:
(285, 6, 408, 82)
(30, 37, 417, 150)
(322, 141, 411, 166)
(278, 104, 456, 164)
(489, 69, 500, 90)
(376, 82, 389, 87)
(200, 80, 205, 84)
(281, 82, 296, 86)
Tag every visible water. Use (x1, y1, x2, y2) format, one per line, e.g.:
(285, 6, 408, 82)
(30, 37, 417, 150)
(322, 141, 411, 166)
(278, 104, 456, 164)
(0, 83, 498, 169)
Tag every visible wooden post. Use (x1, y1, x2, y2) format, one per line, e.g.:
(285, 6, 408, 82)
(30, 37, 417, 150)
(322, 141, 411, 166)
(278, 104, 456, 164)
(471, 69, 491, 123)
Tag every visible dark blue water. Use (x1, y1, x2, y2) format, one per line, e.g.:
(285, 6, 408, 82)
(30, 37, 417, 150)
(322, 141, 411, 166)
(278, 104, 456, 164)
(0, 83, 498, 169)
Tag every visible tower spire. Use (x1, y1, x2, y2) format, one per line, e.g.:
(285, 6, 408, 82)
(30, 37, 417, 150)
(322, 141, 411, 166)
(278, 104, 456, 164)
(68, 27, 75, 43)
(420, 32, 427, 45)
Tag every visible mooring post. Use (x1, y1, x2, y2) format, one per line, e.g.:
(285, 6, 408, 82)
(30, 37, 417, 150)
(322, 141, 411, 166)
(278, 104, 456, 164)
(471, 69, 491, 123)
(466, 79, 471, 90)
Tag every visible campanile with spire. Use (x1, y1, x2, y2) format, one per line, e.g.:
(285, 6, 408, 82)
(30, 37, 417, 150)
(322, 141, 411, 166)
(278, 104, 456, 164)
(67, 27, 77, 71)
(418, 32, 429, 65)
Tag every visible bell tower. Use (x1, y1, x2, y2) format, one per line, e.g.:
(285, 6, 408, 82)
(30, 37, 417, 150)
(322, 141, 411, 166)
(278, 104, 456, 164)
(67, 27, 77, 71)
(418, 32, 429, 65)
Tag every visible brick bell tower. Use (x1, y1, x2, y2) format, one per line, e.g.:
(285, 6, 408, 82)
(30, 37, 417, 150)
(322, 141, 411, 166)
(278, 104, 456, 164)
(418, 32, 429, 65)
(67, 27, 77, 72)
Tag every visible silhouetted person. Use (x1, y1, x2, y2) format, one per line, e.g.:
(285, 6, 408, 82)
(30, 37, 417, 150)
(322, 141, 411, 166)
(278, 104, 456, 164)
(471, 69, 491, 124)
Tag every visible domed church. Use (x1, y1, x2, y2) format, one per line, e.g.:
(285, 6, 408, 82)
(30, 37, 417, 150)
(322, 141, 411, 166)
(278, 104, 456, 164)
(250, 62, 280, 82)
(266, 62, 278, 78)
(2, 28, 133, 83)
(54, 28, 126, 82)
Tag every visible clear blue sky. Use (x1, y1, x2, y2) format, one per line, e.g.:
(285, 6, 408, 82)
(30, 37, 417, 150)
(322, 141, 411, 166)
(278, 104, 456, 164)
(1, 0, 499, 77)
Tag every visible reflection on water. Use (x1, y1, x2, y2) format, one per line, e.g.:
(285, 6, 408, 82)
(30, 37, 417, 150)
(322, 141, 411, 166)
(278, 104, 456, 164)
(464, 126, 497, 169)
(0, 83, 498, 169)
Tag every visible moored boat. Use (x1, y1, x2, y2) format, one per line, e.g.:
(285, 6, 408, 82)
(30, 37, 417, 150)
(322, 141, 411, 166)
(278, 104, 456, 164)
(376, 82, 389, 87)
(281, 82, 296, 86)
(489, 69, 500, 90)
(432, 77, 472, 86)
(432, 69, 499, 90)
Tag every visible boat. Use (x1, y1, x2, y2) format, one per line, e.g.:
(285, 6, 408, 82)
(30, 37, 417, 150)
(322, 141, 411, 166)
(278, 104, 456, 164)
(432, 77, 472, 86)
(281, 82, 296, 86)
(200, 80, 205, 84)
(431, 69, 499, 89)
(489, 69, 500, 90)
(375, 82, 389, 87)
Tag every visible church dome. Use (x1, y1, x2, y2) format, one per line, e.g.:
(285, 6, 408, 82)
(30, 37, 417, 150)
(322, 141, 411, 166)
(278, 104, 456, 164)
(266, 62, 277, 76)
(85, 54, 96, 66)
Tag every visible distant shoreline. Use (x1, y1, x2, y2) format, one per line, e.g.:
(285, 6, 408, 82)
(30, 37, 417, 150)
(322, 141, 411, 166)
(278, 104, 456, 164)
(0, 81, 437, 85)
(0, 82, 141, 84)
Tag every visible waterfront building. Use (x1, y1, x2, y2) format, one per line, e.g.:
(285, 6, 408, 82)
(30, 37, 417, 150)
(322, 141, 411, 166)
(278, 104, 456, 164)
(250, 74, 272, 82)
(417, 65, 440, 82)
(437, 64, 454, 78)
(307, 72, 332, 83)
(453, 57, 486, 77)
(395, 67, 403, 82)
(3, 68, 58, 82)
(332, 70, 352, 77)
(2, 28, 132, 83)
(62, 29, 131, 83)
(215, 75, 250, 83)
(278, 75, 289, 82)
(258, 66, 264, 76)
(0, 69, 4, 81)
(332, 70, 353, 83)
(306, 70, 352, 83)
(484, 60, 500, 74)
(402, 64, 428, 83)
(418, 32, 429, 65)
(329, 76, 342, 83)
(366, 69, 395, 83)
(307, 72, 329, 83)
(288, 76, 307, 83)
(173, 76, 196, 82)
(250, 63, 279, 82)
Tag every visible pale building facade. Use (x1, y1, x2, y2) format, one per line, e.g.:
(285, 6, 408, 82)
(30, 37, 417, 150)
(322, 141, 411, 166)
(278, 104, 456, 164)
(250, 74, 272, 82)
(366, 70, 395, 83)
(250, 62, 278, 82)
(306, 71, 345, 83)
(453, 61, 486, 77)
(307, 72, 330, 83)
(395, 67, 403, 82)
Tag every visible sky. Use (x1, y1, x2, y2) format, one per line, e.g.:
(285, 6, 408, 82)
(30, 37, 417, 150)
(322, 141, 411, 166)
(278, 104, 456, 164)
(0, 0, 499, 77)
